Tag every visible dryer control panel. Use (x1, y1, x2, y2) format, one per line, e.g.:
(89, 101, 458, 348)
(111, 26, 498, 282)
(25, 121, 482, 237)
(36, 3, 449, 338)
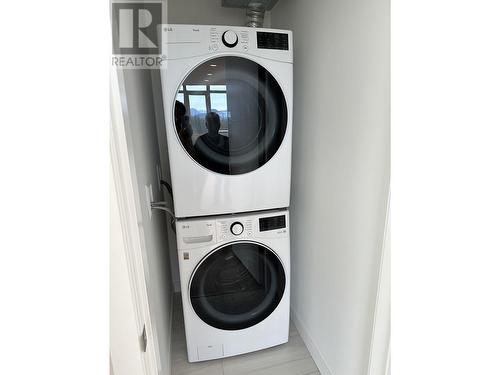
(207, 27, 251, 52)
(162, 24, 293, 63)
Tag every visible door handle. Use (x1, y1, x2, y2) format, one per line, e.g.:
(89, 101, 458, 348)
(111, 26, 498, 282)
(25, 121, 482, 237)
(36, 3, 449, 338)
(183, 235, 213, 244)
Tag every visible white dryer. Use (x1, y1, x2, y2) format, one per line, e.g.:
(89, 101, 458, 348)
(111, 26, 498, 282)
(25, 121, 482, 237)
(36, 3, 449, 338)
(160, 25, 293, 218)
(176, 209, 290, 362)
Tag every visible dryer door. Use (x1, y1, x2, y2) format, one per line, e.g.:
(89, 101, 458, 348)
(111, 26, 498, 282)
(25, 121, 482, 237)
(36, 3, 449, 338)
(189, 242, 286, 330)
(174, 56, 288, 175)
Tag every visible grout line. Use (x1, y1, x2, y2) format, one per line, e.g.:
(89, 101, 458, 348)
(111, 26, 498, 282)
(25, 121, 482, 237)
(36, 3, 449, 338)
(232, 351, 314, 375)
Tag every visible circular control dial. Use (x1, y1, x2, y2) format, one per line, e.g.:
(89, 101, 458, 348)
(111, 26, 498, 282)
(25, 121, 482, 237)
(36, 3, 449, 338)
(222, 30, 238, 48)
(230, 222, 244, 236)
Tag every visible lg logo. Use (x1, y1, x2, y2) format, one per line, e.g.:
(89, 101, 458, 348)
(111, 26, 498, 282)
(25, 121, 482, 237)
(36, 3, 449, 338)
(112, 2, 162, 55)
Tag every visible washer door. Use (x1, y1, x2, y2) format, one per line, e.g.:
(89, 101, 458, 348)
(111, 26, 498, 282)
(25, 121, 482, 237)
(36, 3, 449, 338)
(174, 56, 288, 175)
(190, 242, 286, 330)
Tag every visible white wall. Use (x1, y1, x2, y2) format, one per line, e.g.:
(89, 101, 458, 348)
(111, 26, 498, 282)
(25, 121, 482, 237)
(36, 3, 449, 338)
(167, 0, 271, 27)
(271, 1, 390, 375)
(110, 166, 147, 375)
(119, 69, 174, 375)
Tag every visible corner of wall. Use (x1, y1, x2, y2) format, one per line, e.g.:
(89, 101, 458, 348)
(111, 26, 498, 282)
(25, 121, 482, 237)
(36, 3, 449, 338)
(290, 308, 333, 375)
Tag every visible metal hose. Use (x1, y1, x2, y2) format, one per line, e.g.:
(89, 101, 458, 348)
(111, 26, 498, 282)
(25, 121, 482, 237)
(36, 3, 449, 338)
(246, 2, 265, 28)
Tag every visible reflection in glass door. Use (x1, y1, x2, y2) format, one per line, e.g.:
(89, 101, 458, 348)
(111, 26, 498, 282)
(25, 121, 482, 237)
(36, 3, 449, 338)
(174, 56, 287, 175)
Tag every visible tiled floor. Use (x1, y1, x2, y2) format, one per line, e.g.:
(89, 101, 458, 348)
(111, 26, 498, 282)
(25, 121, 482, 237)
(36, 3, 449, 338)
(171, 294, 319, 375)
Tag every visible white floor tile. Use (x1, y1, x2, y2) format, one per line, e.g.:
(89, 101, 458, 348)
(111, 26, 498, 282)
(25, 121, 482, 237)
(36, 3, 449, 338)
(238, 357, 319, 375)
(172, 358, 223, 375)
(221, 335, 311, 375)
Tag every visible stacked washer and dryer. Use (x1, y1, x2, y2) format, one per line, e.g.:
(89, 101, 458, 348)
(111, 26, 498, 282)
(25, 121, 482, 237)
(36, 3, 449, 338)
(160, 24, 293, 362)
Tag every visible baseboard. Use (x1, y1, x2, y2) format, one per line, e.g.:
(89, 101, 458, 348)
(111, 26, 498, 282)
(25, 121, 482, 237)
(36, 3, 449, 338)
(167, 290, 174, 375)
(367, 193, 391, 375)
(291, 308, 333, 375)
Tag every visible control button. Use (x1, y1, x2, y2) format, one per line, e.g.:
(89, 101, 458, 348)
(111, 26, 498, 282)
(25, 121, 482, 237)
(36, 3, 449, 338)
(222, 30, 238, 48)
(230, 222, 244, 236)
(210, 43, 219, 51)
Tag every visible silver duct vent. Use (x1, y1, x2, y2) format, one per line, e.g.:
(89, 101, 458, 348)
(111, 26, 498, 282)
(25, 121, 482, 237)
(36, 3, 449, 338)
(221, 0, 280, 28)
(246, 2, 266, 27)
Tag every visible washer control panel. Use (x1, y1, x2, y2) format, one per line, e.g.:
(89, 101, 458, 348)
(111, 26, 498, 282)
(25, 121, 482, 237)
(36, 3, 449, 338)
(214, 211, 287, 242)
(218, 218, 254, 240)
(177, 210, 288, 249)
(176, 211, 288, 250)
(230, 222, 244, 235)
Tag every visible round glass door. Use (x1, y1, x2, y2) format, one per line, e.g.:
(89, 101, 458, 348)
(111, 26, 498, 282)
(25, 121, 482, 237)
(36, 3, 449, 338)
(174, 56, 288, 175)
(190, 242, 286, 330)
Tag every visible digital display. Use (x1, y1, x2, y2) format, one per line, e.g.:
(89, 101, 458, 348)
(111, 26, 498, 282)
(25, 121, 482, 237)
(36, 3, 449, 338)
(259, 215, 286, 232)
(257, 32, 289, 50)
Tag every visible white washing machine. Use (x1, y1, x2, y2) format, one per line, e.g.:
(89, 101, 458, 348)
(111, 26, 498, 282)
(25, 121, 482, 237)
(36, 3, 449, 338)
(160, 25, 293, 218)
(176, 209, 290, 362)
